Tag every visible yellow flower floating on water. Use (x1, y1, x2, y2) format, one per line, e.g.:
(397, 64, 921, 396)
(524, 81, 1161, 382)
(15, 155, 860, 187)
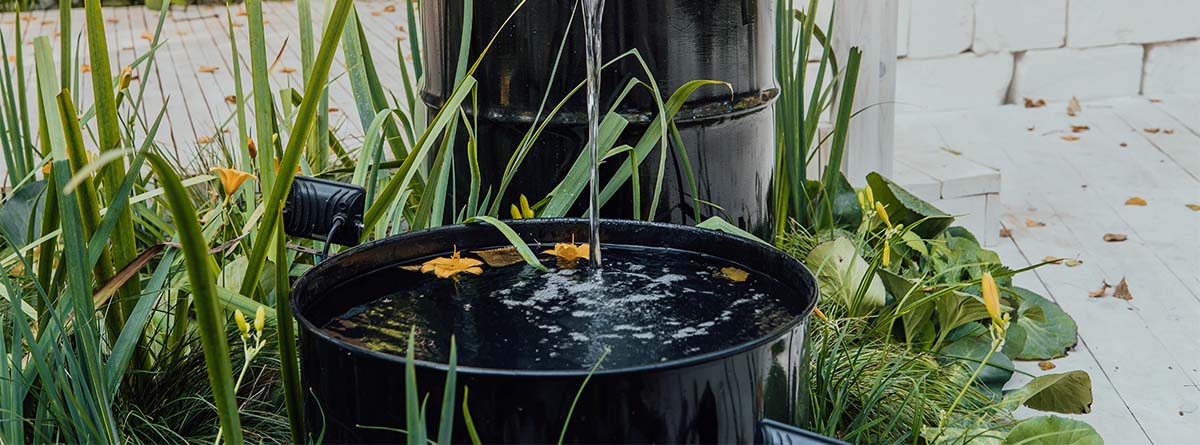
(544, 236, 590, 265)
(212, 167, 255, 196)
(420, 246, 484, 279)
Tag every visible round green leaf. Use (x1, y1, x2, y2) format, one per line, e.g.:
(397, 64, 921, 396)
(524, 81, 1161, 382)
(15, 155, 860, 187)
(1005, 416, 1102, 445)
(1011, 287, 1078, 360)
(1002, 371, 1094, 415)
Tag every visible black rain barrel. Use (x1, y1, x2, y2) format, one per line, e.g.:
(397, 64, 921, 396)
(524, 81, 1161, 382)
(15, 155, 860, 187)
(292, 219, 833, 444)
(421, 0, 777, 236)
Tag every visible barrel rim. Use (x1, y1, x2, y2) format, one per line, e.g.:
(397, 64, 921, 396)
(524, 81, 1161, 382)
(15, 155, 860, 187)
(291, 218, 820, 378)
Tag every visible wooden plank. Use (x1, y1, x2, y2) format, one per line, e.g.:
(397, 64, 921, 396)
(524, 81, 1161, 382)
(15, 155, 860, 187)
(830, 0, 897, 184)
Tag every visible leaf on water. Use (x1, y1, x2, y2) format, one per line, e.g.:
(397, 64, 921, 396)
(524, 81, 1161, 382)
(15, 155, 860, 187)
(719, 267, 749, 283)
(473, 247, 525, 268)
(199, 65, 220, 73)
(1025, 218, 1047, 228)
(1087, 281, 1111, 298)
(1060, 135, 1080, 142)
(1144, 128, 1161, 134)
(1103, 233, 1127, 242)
(1187, 204, 1200, 211)
(1067, 97, 1082, 116)
(1070, 125, 1090, 133)
(1039, 361, 1057, 371)
(1000, 227, 1013, 238)
(1113, 277, 1133, 300)
(1024, 98, 1047, 108)
(421, 247, 484, 280)
(1124, 197, 1148, 206)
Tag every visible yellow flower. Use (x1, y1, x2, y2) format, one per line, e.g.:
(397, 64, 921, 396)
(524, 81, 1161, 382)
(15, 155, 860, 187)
(544, 236, 590, 266)
(234, 309, 249, 338)
(212, 167, 255, 196)
(254, 305, 266, 335)
(857, 190, 865, 209)
(864, 185, 875, 207)
(117, 66, 133, 92)
(420, 246, 485, 279)
(882, 239, 891, 267)
(875, 202, 892, 229)
(510, 195, 536, 219)
(982, 271, 1001, 325)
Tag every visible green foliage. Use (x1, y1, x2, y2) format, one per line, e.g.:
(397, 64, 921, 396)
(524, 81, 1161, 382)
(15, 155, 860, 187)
(1008, 287, 1079, 361)
(1004, 416, 1102, 445)
(1001, 371, 1093, 415)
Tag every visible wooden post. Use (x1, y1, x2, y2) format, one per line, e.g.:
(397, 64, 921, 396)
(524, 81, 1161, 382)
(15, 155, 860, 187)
(830, 0, 898, 184)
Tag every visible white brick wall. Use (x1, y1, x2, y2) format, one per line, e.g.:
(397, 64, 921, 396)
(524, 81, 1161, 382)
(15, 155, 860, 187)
(906, 0, 974, 58)
(1068, 0, 1200, 48)
(896, 53, 1013, 111)
(1143, 40, 1200, 96)
(1010, 45, 1144, 102)
(973, 0, 1066, 54)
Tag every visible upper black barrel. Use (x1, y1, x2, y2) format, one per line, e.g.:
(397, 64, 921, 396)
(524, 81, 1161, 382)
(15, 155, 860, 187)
(422, 0, 777, 235)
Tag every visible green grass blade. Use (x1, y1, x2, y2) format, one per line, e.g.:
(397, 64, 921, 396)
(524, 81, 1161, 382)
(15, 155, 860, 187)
(105, 248, 177, 396)
(405, 328, 424, 445)
(276, 210, 306, 444)
(464, 216, 548, 271)
(405, 0, 423, 79)
(436, 338, 457, 445)
(558, 348, 609, 445)
(238, 0, 356, 300)
(246, 0, 278, 198)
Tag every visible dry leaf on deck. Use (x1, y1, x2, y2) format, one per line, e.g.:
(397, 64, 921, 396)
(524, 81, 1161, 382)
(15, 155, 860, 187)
(1187, 204, 1200, 212)
(280, 67, 296, 73)
(940, 147, 963, 156)
(397, 25, 407, 32)
(237, 8, 247, 16)
(371, 11, 382, 16)
(1164, 129, 1176, 135)
(1067, 97, 1082, 116)
(1088, 281, 1111, 298)
(1149, 98, 1162, 103)
(224, 95, 237, 104)
(1119, 142, 1128, 147)
(1025, 219, 1047, 228)
(473, 247, 525, 268)
(199, 65, 220, 73)
(1113, 277, 1133, 300)
(719, 267, 750, 283)
(196, 136, 213, 144)
(999, 228, 1013, 238)
(1043, 256, 1064, 265)
(1061, 135, 1080, 142)
(106, 17, 118, 23)
(176, 30, 189, 36)
(1124, 197, 1148, 206)
(80, 64, 91, 73)
(1038, 361, 1057, 371)
(1023, 98, 1046, 108)
(384, 4, 397, 12)
(1027, 126, 1036, 132)
(1070, 125, 1090, 133)
(139, 32, 153, 41)
(1144, 128, 1161, 134)
(1064, 259, 1083, 267)
(328, 107, 340, 113)
(1103, 233, 1128, 242)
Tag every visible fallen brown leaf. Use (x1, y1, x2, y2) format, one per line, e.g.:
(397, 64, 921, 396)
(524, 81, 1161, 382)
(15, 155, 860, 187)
(1023, 98, 1046, 108)
(106, 17, 119, 24)
(1064, 258, 1083, 267)
(397, 25, 407, 33)
(999, 228, 1013, 238)
(719, 267, 750, 283)
(1164, 129, 1176, 135)
(224, 95, 237, 104)
(384, 4, 397, 12)
(1103, 233, 1128, 242)
(280, 67, 296, 73)
(80, 63, 91, 73)
(1038, 361, 1057, 371)
(41, 20, 55, 25)
(6, 56, 14, 63)
(472, 247, 525, 268)
(1043, 256, 1064, 264)
(196, 136, 213, 144)
(1187, 204, 1200, 212)
(176, 30, 189, 36)
(199, 65, 220, 73)
(1025, 218, 1047, 228)
(237, 8, 247, 16)
(139, 32, 153, 41)
(1070, 125, 1090, 133)
(1061, 135, 1081, 142)
(1088, 280, 1112, 298)
(940, 146, 963, 156)
(1125, 197, 1148, 206)
(399, 265, 422, 272)
(1144, 128, 1161, 134)
(1149, 98, 1162, 103)
(1113, 277, 1133, 300)
(328, 107, 340, 113)
(1067, 97, 1082, 117)
(1027, 126, 1036, 132)
(371, 11, 383, 16)
(1119, 142, 1128, 148)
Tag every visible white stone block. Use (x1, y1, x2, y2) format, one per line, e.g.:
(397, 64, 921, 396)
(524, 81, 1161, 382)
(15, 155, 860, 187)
(973, 0, 1065, 53)
(1068, 0, 1200, 48)
(897, 0, 911, 57)
(907, 0, 974, 58)
(1143, 39, 1200, 96)
(1010, 45, 1143, 102)
(896, 52, 1013, 111)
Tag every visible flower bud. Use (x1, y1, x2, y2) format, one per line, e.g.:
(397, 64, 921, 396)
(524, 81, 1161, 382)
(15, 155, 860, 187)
(234, 309, 249, 338)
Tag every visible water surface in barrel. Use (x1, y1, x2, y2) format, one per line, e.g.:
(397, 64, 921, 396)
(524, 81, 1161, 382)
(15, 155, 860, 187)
(321, 246, 801, 370)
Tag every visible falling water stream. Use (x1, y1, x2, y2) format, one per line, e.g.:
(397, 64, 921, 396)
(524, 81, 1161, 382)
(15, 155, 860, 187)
(583, 0, 605, 268)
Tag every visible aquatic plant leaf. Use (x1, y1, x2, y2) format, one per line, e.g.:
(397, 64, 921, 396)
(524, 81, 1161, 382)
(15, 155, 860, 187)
(936, 291, 993, 340)
(866, 173, 954, 238)
(1001, 371, 1093, 415)
(719, 267, 749, 283)
(1004, 416, 1102, 445)
(804, 237, 885, 310)
(878, 269, 936, 348)
(1010, 287, 1078, 361)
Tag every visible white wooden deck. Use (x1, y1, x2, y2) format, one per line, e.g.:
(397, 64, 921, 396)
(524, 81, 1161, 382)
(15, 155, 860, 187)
(4, 4, 1200, 443)
(899, 97, 1200, 444)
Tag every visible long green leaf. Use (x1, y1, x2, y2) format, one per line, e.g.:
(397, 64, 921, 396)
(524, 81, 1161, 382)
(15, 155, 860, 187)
(276, 211, 305, 443)
(464, 216, 548, 272)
